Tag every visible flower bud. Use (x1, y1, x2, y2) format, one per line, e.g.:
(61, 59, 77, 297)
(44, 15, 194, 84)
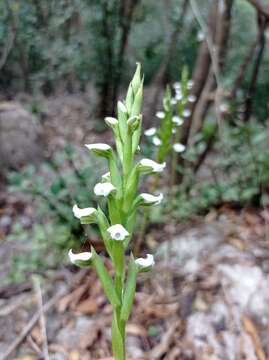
(68, 249, 92, 268)
(127, 115, 141, 132)
(101, 171, 111, 182)
(105, 117, 119, 128)
(135, 254, 155, 272)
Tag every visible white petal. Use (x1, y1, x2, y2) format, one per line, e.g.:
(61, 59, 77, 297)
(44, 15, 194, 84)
(171, 98, 177, 105)
(68, 249, 92, 263)
(144, 127, 156, 137)
(173, 143, 186, 153)
(172, 128, 177, 134)
(135, 254, 155, 268)
(85, 143, 111, 151)
(107, 224, 129, 241)
(183, 109, 191, 118)
(152, 136, 161, 146)
(139, 159, 166, 172)
(140, 193, 163, 205)
(156, 111, 165, 119)
(173, 82, 181, 89)
(94, 182, 116, 197)
(172, 116, 184, 126)
(72, 204, 96, 219)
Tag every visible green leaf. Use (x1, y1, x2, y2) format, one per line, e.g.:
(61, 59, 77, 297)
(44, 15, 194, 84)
(120, 254, 137, 321)
(91, 247, 120, 308)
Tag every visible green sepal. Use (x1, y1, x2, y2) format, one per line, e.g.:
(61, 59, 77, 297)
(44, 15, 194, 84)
(91, 247, 120, 308)
(118, 101, 128, 140)
(96, 207, 113, 258)
(131, 62, 141, 96)
(120, 254, 138, 321)
(131, 81, 143, 117)
(108, 153, 122, 192)
(132, 120, 142, 154)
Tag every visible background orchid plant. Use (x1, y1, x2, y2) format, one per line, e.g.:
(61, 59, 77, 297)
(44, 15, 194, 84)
(68, 64, 164, 360)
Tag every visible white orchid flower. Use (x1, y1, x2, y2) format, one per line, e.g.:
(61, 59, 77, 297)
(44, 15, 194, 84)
(156, 111, 165, 119)
(171, 98, 177, 105)
(173, 143, 186, 153)
(135, 254, 155, 272)
(68, 249, 92, 267)
(188, 95, 197, 103)
(197, 30, 205, 41)
(175, 92, 183, 101)
(85, 143, 112, 158)
(172, 116, 184, 126)
(107, 224, 129, 241)
(173, 82, 181, 90)
(94, 182, 116, 197)
(144, 127, 156, 137)
(72, 204, 97, 219)
(183, 109, 191, 118)
(138, 159, 166, 173)
(140, 193, 163, 205)
(172, 128, 177, 134)
(152, 136, 161, 146)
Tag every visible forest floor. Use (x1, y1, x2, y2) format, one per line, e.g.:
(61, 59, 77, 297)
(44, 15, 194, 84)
(0, 93, 269, 359)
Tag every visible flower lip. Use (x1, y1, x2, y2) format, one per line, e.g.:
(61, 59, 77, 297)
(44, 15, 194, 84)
(107, 224, 129, 241)
(68, 249, 92, 263)
(144, 127, 156, 137)
(135, 254, 155, 268)
(72, 204, 96, 219)
(152, 136, 161, 146)
(173, 143, 186, 153)
(156, 111, 165, 119)
(139, 158, 166, 173)
(172, 116, 183, 126)
(94, 182, 116, 197)
(85, 143, 111, 151)
(140, 193, 163, 205)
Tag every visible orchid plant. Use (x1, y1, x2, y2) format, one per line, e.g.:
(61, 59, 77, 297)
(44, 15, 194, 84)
(144, 67, 194, 186)
(68, 64, 165, 360)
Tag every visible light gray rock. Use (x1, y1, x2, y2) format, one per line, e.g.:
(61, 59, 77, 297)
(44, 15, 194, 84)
(0, 102, 44, 173)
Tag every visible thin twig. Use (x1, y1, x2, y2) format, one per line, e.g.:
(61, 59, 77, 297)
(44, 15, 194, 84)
(0, 289, 64, 360)
(34, 278, 50, 360)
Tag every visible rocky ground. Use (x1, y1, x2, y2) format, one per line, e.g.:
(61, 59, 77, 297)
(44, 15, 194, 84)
(0, 206, 269, 359)
(0, 94, 269, 359)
